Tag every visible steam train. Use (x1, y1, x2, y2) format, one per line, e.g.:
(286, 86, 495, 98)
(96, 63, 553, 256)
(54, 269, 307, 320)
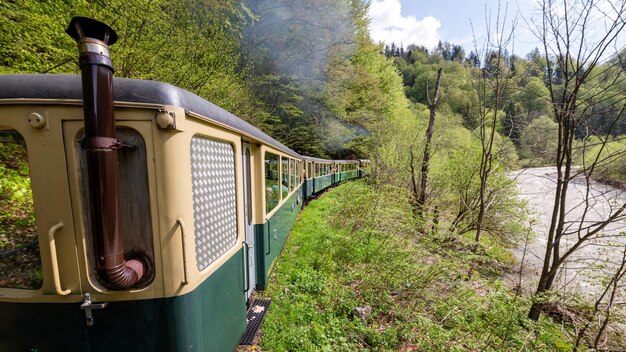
(0, 17, 369, 351)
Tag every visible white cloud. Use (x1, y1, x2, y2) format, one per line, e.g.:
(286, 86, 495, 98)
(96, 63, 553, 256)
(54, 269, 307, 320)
(368, 0, 441, 48)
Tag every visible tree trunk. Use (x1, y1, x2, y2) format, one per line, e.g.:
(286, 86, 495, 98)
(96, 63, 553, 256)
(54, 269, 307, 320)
(414, 67, 443, 219)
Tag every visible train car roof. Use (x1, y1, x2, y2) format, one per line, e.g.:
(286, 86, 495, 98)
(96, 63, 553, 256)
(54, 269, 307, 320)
(0, 74, 300, 157)
(334, 160, 358, 164)
(302, 156, 334, 163)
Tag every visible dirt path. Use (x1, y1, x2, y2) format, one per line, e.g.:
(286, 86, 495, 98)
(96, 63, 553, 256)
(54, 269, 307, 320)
(507, 167, 626, 295)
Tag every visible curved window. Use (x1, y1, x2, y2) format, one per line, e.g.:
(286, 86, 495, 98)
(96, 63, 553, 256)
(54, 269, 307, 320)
(264, 152, 279, 214)
(80, 128, 155, 287)
(0, 130, 40, 290)
(245, 148, 252, 225)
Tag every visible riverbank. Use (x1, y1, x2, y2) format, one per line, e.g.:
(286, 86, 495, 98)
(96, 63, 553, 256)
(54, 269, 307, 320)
(508, 167, 626, 296)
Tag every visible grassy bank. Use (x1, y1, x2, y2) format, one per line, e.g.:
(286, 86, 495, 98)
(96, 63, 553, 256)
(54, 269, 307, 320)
(255, 180, 573, 351)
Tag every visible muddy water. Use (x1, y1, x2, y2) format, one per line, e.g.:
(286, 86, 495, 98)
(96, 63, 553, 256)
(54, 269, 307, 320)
(508, 167, 626, 295)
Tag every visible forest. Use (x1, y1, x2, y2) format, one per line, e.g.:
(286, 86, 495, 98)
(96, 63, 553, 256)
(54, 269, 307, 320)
(1, 0, 626, 350)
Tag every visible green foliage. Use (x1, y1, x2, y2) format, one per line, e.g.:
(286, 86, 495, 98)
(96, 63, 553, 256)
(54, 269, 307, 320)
(519, 115, 559, 165)
(0, 0, 264, 134)
(260, 182, 573, 351)
(428, 126, 527, 242)
(578, 136, 626, 183)
(0, 139, 40, 290)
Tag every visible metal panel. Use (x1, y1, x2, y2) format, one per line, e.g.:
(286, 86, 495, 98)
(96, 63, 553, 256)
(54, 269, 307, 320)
(191, 136, 237, 271)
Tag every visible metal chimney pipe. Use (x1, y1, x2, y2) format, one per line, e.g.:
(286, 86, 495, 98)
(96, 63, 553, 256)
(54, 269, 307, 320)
(66, 17, 145, 290)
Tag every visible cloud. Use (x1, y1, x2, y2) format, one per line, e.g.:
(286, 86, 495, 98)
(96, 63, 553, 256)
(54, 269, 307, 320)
(368, 0, 441, 48)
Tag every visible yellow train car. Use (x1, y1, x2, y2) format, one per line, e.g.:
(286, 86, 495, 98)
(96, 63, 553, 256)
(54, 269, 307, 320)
(0, 17, 363, 351)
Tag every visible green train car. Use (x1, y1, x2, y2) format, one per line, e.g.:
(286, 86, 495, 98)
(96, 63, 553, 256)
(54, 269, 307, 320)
(0, 17, 366, 351)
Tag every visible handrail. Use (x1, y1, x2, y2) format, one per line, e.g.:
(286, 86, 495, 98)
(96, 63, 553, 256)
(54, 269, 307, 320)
(176, 218, 189, 286)
(48, 222, 70, 296)
(265, 219, 271, 255)
(243, 241, 250, 293)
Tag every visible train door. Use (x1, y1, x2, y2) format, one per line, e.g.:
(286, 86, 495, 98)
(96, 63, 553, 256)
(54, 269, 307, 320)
(242, 142, 256, 299)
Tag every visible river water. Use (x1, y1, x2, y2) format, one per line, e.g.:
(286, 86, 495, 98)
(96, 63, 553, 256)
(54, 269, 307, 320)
(508, 167, 626, 295)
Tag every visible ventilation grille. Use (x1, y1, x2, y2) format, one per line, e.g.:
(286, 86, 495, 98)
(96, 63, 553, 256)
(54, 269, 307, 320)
(190, 136, 237, 271)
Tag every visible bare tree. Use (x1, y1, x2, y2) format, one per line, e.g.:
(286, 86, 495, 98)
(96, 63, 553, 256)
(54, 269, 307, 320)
(410, 67, 443, 220)
(527, 0, 626, 321)
(472, 2, 517, 244)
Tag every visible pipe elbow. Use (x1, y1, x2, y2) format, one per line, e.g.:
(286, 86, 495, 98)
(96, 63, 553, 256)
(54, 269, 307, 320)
(103, 258, 146, 290)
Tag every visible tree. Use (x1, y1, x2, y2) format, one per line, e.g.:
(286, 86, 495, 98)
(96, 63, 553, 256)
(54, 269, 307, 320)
(410, 67, 443, 219)
(471, 1, 518, 244)
(519, 115, 559, 164)
(526, 0, 626, 321)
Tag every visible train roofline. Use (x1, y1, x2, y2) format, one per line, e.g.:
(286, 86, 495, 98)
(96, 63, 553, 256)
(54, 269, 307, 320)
(302, 156, 334, 163)
(0, 74, 300, 157)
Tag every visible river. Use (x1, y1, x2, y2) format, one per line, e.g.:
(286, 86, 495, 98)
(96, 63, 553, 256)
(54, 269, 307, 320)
(508, 167, 626, 295)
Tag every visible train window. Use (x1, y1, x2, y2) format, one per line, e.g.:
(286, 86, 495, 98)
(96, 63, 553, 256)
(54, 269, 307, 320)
(0, 130, 41, 290)
(264, 152, 279, 214)
(280, 157, 288, 200)
(81, 128, 155, 287)
(191, 136, 237, 271)
(289, 159, 295, 192)
(315, 163, 320, 177)
(296, 161, 301, 185)
(307, 162, 311, 180)
(245, 148, 252, 225)
(294, 160, 297, 187)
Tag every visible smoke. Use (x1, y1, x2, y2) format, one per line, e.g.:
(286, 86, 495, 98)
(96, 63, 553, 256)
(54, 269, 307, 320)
(243, 0, 371, 158)
(243, 0, 357, 81)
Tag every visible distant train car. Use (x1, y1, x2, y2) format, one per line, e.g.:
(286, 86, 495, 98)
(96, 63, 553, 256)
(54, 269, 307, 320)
(359, 159, 371, 177)
(302, 156, 334, 197)
(334, 160, 360, 183)
(0, 17, 364, 351)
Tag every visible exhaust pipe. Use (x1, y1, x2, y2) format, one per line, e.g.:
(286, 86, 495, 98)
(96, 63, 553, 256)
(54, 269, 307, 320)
(66, 17, 145, 290)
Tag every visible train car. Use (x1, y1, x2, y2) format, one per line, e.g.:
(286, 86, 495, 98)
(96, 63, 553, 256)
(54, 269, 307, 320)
(304, 156, 334, 195)
(334, 160, 360, 183)
(359, 159, 371, 177)
(0, 17, 363, 351)
(257, 145, 305, 290)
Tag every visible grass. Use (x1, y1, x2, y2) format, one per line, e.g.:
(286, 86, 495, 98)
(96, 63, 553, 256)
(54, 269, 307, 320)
(254, 180, 576, 351)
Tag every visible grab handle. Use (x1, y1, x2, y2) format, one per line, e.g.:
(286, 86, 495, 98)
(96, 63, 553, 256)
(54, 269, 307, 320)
(176, 218, 189, 286)
(265, 219, 271, 255)
(48, 222, 70, 296)
(243, 241, 250, 293)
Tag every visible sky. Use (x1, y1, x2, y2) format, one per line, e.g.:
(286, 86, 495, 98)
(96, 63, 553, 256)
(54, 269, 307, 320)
(368, 0, 542, 57)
